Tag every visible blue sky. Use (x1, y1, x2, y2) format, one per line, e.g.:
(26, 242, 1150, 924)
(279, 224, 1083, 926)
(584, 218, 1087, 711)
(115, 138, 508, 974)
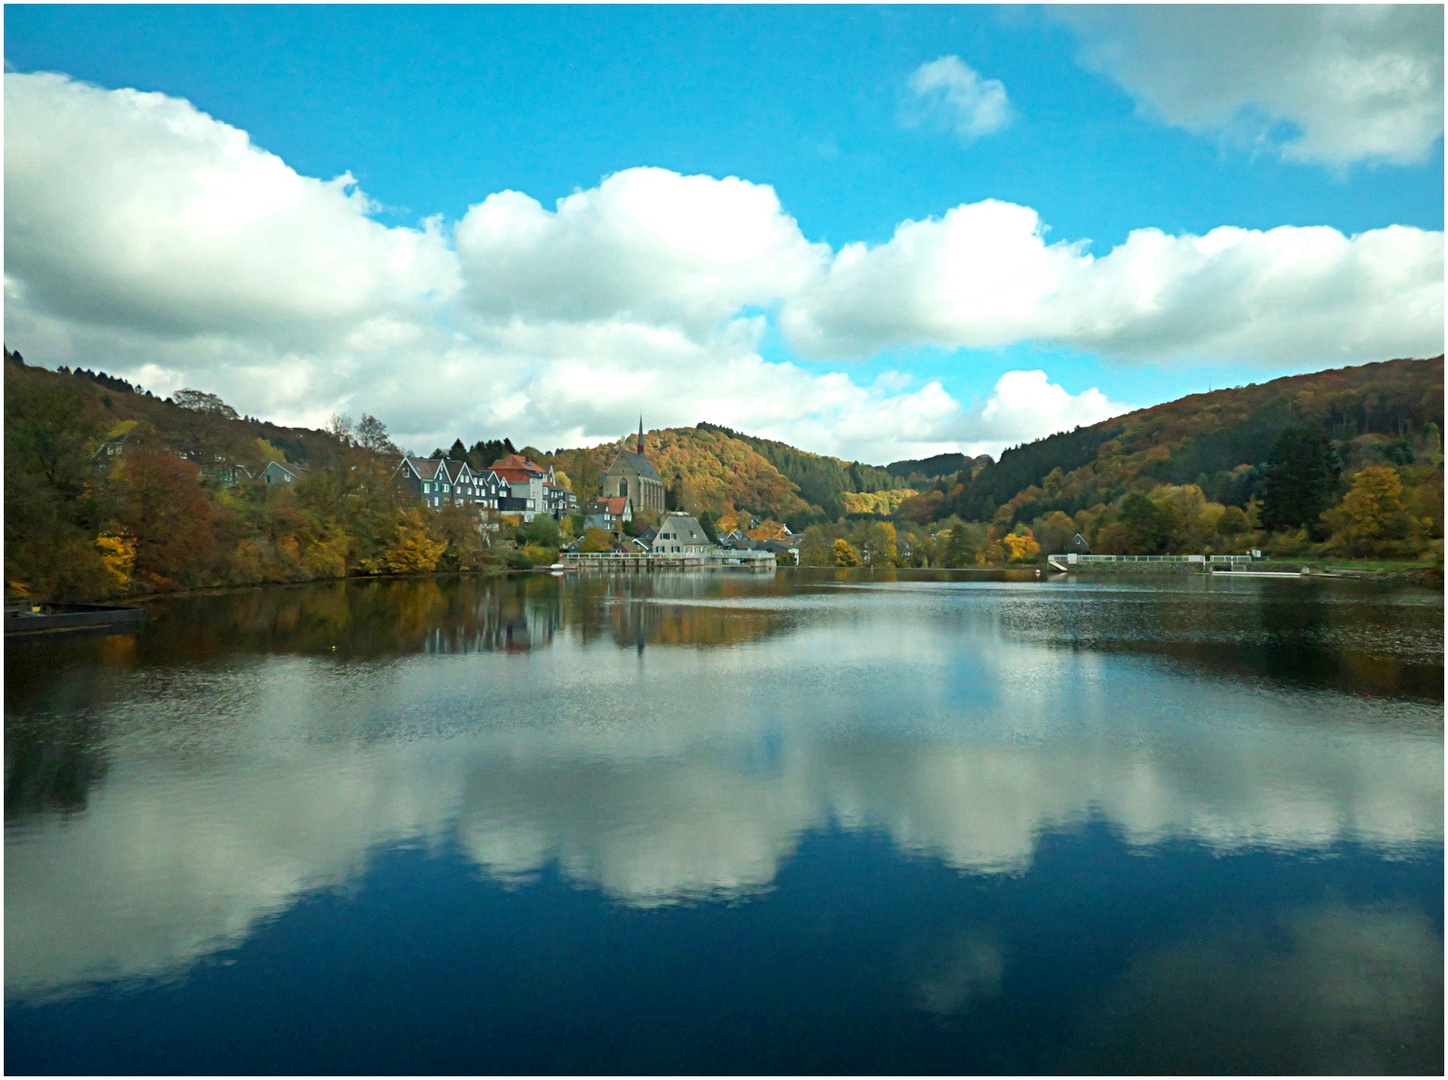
(4, 5, 1443, 462)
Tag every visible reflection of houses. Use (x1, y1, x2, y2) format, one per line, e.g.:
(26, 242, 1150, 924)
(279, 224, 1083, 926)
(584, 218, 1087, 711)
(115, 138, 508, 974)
(584, 497, 632, 535)
(263, 460, 307, 485)
(599, 420, 665, 516)
(649, 513, 715, 555)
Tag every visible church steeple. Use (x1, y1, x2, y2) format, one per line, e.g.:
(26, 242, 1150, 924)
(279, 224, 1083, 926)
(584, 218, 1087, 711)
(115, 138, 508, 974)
(637, 415, 645, 456)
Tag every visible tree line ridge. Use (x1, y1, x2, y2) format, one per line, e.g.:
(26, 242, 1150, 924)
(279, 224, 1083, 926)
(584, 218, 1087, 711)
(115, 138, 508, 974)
(5, 348, 1442, 601)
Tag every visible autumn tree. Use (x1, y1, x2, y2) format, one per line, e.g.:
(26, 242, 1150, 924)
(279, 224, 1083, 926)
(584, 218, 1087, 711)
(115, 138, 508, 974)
(1323, 466, 1415, 556)
(172, 389, 239, 420)
(118, 444, 216, 590)
(1216, 505, 1250, 538)
(354, 414, 399, 456)
(579, 527, 614, 553)
(1032, 510, 1076, 555)
(372, 508, 446, 574)
(1001, 527, 1040, 562)
(858, 521, 898, 566)
(4, 368, 116, 598)
(833, 538, 860, 567)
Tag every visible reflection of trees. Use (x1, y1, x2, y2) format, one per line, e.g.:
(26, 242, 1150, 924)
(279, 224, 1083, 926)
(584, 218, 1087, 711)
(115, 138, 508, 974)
(993, 579, 1443, 701)
(112, 573, 797, 660)
(4, 709, 110, 822)
(5, 635, 136, 822)
(126, 577, 565, 659)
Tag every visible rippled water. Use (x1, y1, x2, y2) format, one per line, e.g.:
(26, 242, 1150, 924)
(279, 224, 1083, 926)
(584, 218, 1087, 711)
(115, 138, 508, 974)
(6, 569, 1443, 1073)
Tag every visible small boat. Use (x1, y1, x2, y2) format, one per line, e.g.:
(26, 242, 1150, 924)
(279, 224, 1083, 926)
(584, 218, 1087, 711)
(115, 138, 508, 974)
(4, 602, 148, 639)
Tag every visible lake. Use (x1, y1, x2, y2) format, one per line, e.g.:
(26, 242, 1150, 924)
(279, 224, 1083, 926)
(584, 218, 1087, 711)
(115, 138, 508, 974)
(5, 568, 1443, 1074)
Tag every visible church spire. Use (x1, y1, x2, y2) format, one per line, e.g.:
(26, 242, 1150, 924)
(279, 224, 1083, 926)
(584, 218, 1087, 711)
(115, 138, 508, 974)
(638, 414, 645, 456)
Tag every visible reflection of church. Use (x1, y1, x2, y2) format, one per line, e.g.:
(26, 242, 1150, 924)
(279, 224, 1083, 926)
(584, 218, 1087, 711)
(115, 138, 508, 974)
(599, 418, 665, 515)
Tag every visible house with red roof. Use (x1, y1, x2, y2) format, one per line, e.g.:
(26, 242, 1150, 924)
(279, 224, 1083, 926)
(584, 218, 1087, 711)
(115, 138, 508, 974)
(489, 454, 578, 521)
(583, 496, 632, 535)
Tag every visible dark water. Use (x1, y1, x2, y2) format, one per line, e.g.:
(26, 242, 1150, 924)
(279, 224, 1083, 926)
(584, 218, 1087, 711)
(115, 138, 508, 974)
(6, 569, 1443, 1074)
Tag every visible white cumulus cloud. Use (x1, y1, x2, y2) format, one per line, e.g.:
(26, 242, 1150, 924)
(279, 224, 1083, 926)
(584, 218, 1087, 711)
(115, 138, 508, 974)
(3, 70, 1442, 466)
(902, 56, 1013, 140)
(4, 71, 459, 345)
(963, 370, 1128, 456)
(454, 168, 826, 335)
(779, 199, 1444, 365)
(1061, 5, 1444, 167)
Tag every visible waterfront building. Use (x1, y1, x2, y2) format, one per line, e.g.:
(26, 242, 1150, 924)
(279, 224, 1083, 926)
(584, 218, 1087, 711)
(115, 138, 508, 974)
(651, 513, 715, 555)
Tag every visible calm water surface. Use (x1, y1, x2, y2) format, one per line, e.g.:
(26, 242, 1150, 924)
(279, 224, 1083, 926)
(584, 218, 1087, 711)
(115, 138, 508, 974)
(5, 569, 1443, 1073)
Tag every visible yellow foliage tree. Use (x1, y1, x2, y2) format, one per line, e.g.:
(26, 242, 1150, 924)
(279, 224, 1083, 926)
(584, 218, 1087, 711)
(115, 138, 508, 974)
(378, 509, 446, 574)
(1001, 529, 1041, 562)
(1326, 465, 1414, 554)
(579, 527, 614, 552)
(256, 437, 288, 464)
(833, 538, 859, 567)
(302, 531, 350, 578)
(95, 531, 136, 589)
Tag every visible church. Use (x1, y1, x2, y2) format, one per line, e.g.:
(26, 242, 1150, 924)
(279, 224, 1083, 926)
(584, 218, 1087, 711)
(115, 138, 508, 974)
(599, 419, 666, 516)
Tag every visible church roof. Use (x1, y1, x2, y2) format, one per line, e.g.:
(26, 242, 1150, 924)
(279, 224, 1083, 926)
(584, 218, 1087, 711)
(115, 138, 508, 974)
(608, 448, 662, 482)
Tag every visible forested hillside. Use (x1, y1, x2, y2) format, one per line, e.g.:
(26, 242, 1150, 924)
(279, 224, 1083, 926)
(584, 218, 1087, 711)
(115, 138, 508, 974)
(543, 426, 815, 524)
(927, 357, 1443, 527)
(4, 350, 529, 601)
(8, 345, 1442, 601)
(696, 422, 911, 520)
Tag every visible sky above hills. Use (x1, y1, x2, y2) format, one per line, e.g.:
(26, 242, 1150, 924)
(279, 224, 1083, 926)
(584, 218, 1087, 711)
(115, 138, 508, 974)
(4, 4, 1443, 463)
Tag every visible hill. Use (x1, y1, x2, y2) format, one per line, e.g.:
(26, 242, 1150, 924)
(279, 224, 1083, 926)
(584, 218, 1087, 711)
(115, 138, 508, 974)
(527, 423, 917, 526)
(4, 348, 493, 602)
(542, 426, 816, 524)
(931, 356, 1443, 527)
(4, 348, 360, 473)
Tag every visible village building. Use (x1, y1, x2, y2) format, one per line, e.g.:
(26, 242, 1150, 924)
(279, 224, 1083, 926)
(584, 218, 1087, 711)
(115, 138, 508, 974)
(489, 453, 577, 520)
(393, 453, 574, 518)
(598, 420, 665, 516)
(583, 496, 632, 535)
(650, 513, 715, 555)
(263, 460, 306, 485)
(204, 462, 253, 488)
(394, 456, 509, 509)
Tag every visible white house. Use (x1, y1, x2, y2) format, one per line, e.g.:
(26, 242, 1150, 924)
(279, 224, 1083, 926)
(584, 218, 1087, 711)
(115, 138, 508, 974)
(650, 513, 716, 555)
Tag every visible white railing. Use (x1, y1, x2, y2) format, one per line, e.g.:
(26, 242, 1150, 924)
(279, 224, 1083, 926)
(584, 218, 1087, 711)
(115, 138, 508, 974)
(559, 549, 777, 570)
(1049, 553, 1252, 564)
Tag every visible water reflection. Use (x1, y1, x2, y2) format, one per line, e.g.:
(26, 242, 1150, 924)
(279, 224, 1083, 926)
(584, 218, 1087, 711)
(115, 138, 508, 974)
(5, 571, 1442, 1009)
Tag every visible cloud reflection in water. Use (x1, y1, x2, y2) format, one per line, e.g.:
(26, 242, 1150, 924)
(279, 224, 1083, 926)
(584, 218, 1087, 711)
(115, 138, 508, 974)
(5, 576, 1441, 1001)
